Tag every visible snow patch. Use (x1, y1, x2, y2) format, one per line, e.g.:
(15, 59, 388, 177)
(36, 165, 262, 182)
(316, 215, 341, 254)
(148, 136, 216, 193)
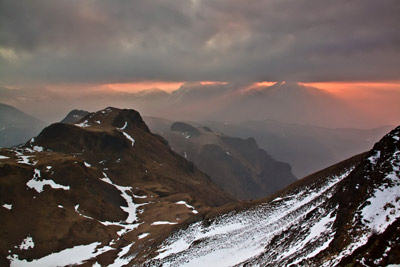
(74, 205, 95, 220)
(118, 121, 128, 130)
(26, 169, 70, 193)
(32, 146, 43, 152)
(108, 243, 134, 267)
(175, 201, 198, 214)
(15, 151, 37, 165)
(121, 131, 135, 146)
(368, 150, 381, 165)
(3, 204, 12, 210)
(8, 242, 113, 267)
(132, 193, 147, 199)
(19, 236, 34, 250)
(75, 120, 90, 128)
(99, 172, 146, 235)
(18, 155, 34, 165)
(84, 161, 91, 167)
(138, 233, 150, 239)
(0, 155, 10, 159)
(151, 221, 178, 225)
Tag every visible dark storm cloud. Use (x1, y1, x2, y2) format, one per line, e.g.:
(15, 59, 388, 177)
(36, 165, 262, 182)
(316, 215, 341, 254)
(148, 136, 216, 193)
(0, 0, 399, 84)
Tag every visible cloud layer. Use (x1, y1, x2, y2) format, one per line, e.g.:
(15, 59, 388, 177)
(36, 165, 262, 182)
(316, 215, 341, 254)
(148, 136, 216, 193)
(1, 0, 399, 84)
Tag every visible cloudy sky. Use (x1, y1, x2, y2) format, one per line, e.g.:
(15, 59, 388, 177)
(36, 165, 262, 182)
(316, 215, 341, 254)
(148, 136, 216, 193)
(0, 0, 399, 123)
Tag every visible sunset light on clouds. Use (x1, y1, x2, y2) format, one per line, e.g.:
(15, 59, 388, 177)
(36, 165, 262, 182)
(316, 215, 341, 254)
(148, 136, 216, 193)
(103, 81, 185, 93)
(0, 0, 399, 125)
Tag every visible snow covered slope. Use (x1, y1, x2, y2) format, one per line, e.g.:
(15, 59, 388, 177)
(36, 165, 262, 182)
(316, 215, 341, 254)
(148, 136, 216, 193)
(145, 126, 400, 266)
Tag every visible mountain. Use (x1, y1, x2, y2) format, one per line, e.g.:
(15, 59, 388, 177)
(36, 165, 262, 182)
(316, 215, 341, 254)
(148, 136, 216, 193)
(168, 82, 235, 104)
(135, 82, 372, 129)
(202, 119, 392, 177)
(225, 82, 358, 126)
(133, 88, 170, 100)
(0, 107, 234, 266)
(151, 121, 296, 200)
(60, 109, 90, 124)
(142, 125, 400, 266)
(0, 103, 47, 148)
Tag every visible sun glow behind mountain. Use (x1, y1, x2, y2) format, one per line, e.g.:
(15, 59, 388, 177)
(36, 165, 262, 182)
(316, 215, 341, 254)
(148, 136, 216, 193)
(103, 81, 185, 93)
(101, 80, 400, 95)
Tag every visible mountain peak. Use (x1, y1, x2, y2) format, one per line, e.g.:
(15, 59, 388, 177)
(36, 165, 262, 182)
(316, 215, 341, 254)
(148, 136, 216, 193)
(73, 107, 150, 133)
(60, 109, 89, 124)
(170, 122, 200, 136)
(29, 108, 152, 155)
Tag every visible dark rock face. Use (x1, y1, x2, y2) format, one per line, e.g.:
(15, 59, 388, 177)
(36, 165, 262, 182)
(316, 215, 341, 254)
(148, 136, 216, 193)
(157, 122, 296, 200)
(111, 108, 150, 132)
(35, 123, 131, 153)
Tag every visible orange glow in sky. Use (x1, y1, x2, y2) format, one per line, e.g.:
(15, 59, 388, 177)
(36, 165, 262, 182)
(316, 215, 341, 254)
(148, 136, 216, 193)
(103, 81, 185, 93)
(102, 80, 400, 98)
(199, 81, 229, 85)
(254, 81, 278, 87)
(102, 81, 232, 93)
(301, 81, 400, 97)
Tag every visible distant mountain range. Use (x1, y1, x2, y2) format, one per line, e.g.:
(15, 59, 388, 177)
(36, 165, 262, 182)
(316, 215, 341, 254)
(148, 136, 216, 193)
(127, 82, 375, 129)
(200, 120, 392, 178)
(146, 116, 391, 178)
(155, 121, 296, 200)
(0, 103, 47, 148)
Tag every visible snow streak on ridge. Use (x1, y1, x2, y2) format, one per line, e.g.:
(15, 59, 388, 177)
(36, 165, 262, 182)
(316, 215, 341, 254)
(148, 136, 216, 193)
(148, 169, 354, 267)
